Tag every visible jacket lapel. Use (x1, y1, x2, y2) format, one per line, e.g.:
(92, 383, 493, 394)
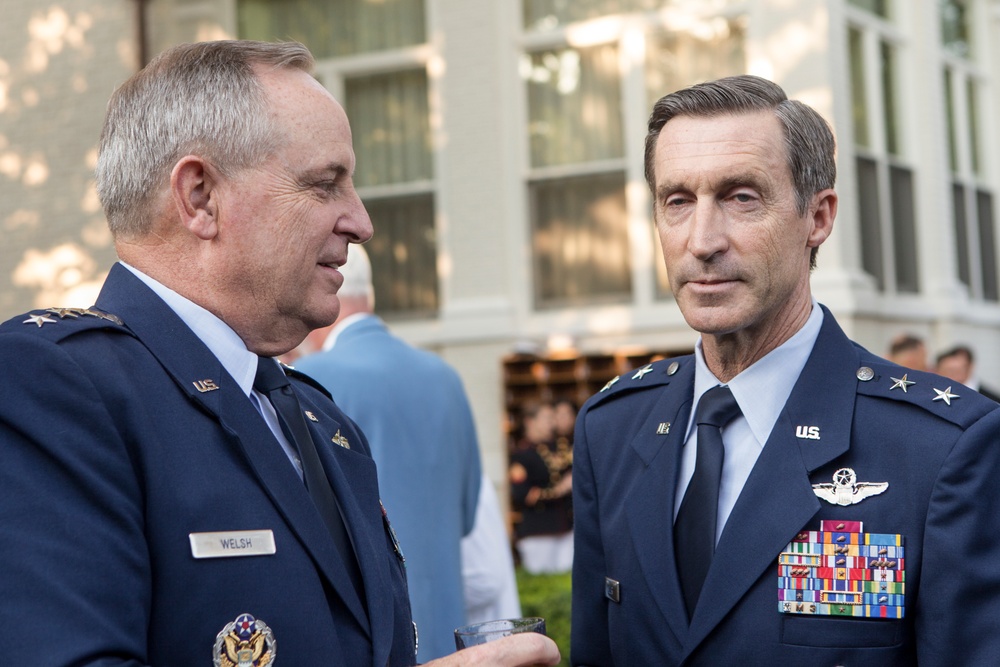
(96, 265, 371, 636)
(683, 308, 859, 656)
(624, 358, 695, 648)
(307, 416, 397, 663)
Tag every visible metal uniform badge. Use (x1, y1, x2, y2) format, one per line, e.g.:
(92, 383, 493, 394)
(778, 521, 905, 619)
(381, 500, 405, 563)
(812, 468, 888, 506)
(213, 613, 276, 667)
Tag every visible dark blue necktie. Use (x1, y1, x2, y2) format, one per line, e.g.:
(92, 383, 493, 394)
(254, 356, 366, 609)
(675, 384, 741, 618)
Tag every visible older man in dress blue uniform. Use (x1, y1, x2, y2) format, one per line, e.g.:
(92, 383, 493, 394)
(571, 75, 1000, 665)
(296, 246, 482, 662)
(0, 39, 557, 667)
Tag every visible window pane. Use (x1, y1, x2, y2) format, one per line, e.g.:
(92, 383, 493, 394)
(848, 0, 890, 18)
(943, 69, 958, 172)
(857, 157, 884, 290)
(237, 0, 426, 57)
(940, 0, 971, 58)
(646, 19, 745, 109)
(967, 79, 980, 175)
(848, 27, 870, 148)
(346, 70, 432, 187)
(890, 165, 919, 293)
(523, 0, 663, 31)
(977, 190, 998, 301)
(530, 172, 631, 307)
(525, 44, 624, 168)
(953, 182, 971, 287)
(364, 194, 438, 316)
(880, 41, 899, 156)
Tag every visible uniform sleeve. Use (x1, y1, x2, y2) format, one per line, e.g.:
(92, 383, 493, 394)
(916, 406, 1000, 664)
(570, 408, 614, 666)
(0, 333, 152, 665)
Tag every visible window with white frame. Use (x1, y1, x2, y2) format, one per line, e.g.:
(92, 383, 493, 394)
(940, 0, 998, 302)
(237, 0, 439, 317)
(846, 0, 919, 294)
(521, 2, 744, 308)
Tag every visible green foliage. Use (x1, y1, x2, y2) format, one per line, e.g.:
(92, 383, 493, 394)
(516, 568, 572, 667)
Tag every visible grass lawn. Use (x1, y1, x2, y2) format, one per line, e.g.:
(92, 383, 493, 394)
(516, 568, 571, 666)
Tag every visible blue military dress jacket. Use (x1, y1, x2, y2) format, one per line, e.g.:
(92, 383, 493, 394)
(0, 264, 416, 666)
(296, 315, 481, 662)
(571, 306, 1000, 665)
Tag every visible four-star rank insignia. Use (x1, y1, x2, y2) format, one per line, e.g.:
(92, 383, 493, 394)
(22, 307, 124, 327)
(213, 613, 276, 667)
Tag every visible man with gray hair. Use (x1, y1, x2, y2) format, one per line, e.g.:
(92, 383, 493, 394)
(0, 40, 557, 667)
(297, 245, 483, 662)
(571, 75, 1000, 664)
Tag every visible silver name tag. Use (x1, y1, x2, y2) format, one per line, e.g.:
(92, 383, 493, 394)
(189, 530, 276, 559)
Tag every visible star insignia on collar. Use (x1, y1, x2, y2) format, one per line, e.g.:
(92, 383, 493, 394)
(632, 364, 653, 380)
(889, 374, 916, 393)
(600, 376, 620, 392)
(23, 314, 57, 327)
(932, 386, 960, 406)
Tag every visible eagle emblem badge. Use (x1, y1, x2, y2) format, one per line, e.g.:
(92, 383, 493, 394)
(812, 468, 888, 506)
(213, 613, 276, 667)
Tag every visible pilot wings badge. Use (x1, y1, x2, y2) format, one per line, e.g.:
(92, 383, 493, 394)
(812, 468, 888, 506)
(213, 613, 275, 667)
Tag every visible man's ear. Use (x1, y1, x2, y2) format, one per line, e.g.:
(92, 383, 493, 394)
(806, 188, 837, 250)
(171, 156, 220, 241)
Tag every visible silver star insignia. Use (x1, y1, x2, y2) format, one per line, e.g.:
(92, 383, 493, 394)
(932, 386, 960, 406)
(632, 365, 653, 380)
(600, 376, 620, 392)
(889, 374, 915, 392)
(23, 314, 57, 327)
(812, 467, 888, 506)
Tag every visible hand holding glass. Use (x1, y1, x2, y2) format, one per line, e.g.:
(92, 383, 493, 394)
(454, 617, 547, 649)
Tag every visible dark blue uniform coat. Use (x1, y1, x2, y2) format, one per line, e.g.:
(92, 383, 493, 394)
(0, 264, 415, 666)
(571, 307, 1000, 665)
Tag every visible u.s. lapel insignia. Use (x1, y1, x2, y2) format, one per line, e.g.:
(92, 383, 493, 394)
(213, 613, 276, 667)
(23, 313, 57, 327)
(656, 422, 670, 435)
(932, 386, 960, 406)
(632, 365, 653, 380)
(304, 411, 319, 422)
(193, 379, 220, 393)
(812, 468, 888, 506)
(332, 429, 350, 449)
(600, 376, 620, 392)
(795, 426, 821, 440)
(889, 374, 915, 392)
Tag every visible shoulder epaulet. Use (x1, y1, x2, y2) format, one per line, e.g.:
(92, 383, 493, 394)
(0, 307, 129, 341)
(854, 356, 997, 428)
(282, 363, 333, 401)
(585, 354, 693, 409)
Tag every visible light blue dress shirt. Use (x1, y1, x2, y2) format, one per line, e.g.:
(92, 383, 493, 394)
(675, 301, 824, 543)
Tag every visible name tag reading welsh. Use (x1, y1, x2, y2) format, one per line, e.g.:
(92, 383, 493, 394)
(189, 530, 276, 559)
